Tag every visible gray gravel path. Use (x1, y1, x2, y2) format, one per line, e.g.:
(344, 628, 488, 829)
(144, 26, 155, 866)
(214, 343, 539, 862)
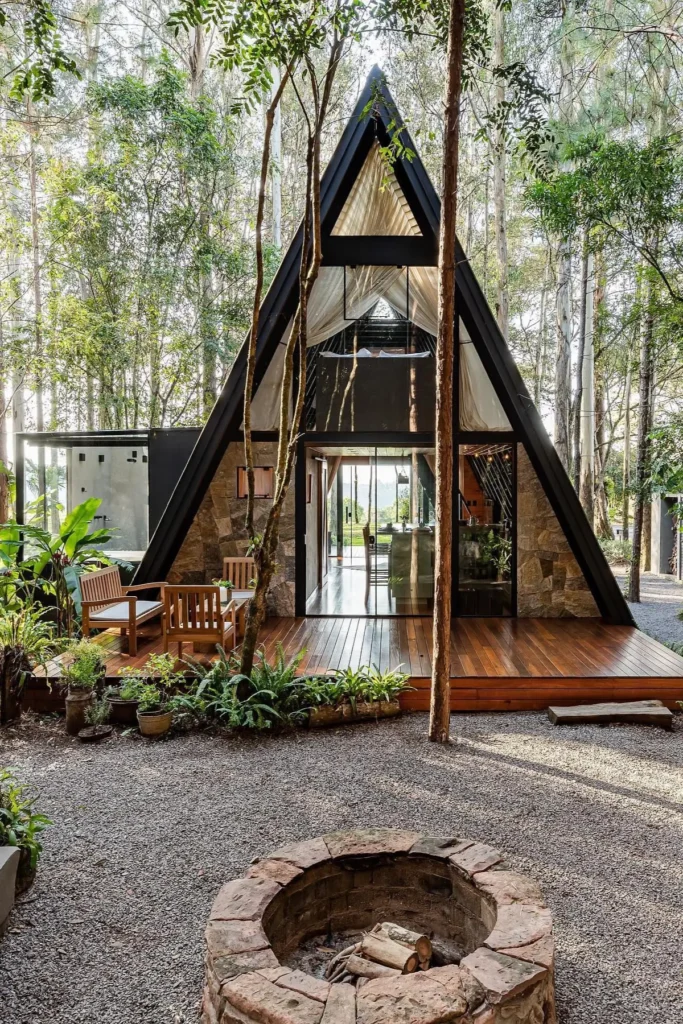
(615, 568, 683, 646)
(1, 712, 682, 1024)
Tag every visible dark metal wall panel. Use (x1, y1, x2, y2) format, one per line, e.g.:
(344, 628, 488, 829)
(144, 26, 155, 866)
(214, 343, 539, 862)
(147, 428, 201, 535)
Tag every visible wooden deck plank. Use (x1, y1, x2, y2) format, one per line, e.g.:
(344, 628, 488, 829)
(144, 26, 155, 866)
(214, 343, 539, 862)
(29, 616, 683, 714)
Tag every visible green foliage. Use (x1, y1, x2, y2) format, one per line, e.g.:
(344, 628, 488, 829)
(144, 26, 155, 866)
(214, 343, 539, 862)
(649, 423, 683, 495)
(212, 579, 235, 589)
(0, 770, 52, 872)
(4, 0, 79, 101)
(527, 133, 683, 298)
(312, 664, 411, 711)
(185, 646, 410, 729)
(45, 55, 252, 427)
(135, 684, 170, 714)
(0, 497, 121, 637)
(192, 643, 310, 729)
(599, 538, 632, 566)
(0, 605, 55, 666)
(63, 639, 106, 693)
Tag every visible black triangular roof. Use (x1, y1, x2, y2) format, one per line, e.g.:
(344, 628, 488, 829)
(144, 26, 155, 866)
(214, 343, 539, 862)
(135, 66, 633, 626)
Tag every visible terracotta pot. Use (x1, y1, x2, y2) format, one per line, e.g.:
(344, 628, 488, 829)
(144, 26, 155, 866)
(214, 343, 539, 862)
(65, 691, 93, 736)
(107, 697, 139, 725)
(137, 709, 173, 737)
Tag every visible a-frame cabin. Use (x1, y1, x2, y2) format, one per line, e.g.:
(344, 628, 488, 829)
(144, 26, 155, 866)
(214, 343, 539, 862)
(132, 67, 683, 709)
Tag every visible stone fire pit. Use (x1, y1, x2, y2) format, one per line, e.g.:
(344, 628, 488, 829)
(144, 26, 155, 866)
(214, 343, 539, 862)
(202, 829, 555, 1024)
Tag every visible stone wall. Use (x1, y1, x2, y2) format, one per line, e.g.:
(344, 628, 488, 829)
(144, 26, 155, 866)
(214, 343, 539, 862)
(517, 446, 599, 617)
(168, 441, 295, 616)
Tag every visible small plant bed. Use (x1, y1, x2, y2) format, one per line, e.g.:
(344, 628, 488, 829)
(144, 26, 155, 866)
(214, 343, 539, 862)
(0, 769, 52, 895)
(168, 645, 412, 734)
(304, 665, 410, 728)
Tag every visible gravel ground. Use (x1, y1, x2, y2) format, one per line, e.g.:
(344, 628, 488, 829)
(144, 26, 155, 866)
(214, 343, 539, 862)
(615, 568, 683, 646)
(1, 712, 682, 1024)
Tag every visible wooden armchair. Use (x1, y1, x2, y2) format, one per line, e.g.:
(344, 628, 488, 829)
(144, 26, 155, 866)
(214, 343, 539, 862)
(163, 585, 237, 657)
(222, 556, 255, 592)
(81, 565, 166, 657)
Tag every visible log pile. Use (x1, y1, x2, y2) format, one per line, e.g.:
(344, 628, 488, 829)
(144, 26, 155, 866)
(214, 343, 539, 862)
(324, 923, 433, 986)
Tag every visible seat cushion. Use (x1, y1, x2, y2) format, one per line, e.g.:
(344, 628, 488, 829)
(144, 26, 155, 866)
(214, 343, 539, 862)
(89, 600, 162, 621)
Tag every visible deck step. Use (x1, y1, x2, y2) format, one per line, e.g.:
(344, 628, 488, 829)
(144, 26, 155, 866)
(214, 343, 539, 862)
(548, 700, 674, 729)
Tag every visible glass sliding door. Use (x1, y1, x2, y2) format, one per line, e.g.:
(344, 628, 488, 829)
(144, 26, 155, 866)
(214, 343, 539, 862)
(309, 446, 436, 615)
(457, 442, 514, 616)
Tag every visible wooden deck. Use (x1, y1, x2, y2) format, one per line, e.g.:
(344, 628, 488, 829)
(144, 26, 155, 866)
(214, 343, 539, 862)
(29, 616, 683, 713)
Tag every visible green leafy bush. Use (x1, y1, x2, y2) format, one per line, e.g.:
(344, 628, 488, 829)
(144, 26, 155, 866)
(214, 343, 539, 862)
(0, 497, 127, 637)
(0, 770, 52, 873)
(599, 538, 632, 565)
(62, 638, 106, 693)
(185, 647, 411, 730)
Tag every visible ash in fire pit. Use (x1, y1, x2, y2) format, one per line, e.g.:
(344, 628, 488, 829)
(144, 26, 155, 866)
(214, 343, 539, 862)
(203, 829, 556, 1023)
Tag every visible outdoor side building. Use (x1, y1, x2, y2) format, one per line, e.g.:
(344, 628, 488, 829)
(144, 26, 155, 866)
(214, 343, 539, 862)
(136, 67, 631, 632)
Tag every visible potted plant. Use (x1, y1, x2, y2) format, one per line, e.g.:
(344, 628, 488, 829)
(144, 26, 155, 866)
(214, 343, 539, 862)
(79, 696, 113, 743)
(212, 578, 234, 603)
(0, 769, 52, 895)
(106, 672, 145, 724)
(62, 639, 105, 735)
(136, 684, 173, 737)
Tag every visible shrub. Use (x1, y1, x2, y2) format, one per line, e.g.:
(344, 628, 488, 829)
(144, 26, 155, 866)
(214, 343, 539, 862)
(62, 638, 106, 693)
(599, 537, 632, 566)
(0, 769, 52, 876)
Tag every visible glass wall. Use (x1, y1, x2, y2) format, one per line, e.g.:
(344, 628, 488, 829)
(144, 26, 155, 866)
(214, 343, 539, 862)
(309, 447, 436, 615)
(457, 442, 514, 616)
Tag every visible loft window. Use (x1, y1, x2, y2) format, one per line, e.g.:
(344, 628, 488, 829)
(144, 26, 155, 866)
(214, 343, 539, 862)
(237, 467, 274, 499)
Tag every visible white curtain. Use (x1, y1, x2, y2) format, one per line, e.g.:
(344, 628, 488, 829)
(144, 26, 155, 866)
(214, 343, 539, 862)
(250, 265, 510, 432)
(331, 142, 420, 237)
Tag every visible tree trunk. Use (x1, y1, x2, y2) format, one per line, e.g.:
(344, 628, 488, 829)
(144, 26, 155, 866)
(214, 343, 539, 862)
(622, 362, 631, 541)
(271, 65, 282, 250)
(243, 72, 289, 538)
(554, 0, 575, 475)
(27, 97, 46, 522)
(573, 245, 588, 493)
(0, 316, 8, 521)
(642, 366, 655, 571)
(554, 242, 572, 473)
(429, 0, 464, 745)
(534, 253, 549, 409)
(240, 48, 342, 677)
(491, 4, 508, 340)
(628, 271, 656, 602)
(579, 250, 595, 523)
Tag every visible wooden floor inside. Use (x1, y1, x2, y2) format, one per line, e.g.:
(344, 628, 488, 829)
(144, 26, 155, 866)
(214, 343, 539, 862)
(33, 615, 683, 713)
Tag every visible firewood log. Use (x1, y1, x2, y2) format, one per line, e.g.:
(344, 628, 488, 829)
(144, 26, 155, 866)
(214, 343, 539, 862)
(345, 954, 401, 980)
(359, 933, 419, 973)
(373, 922, 432, 963)
(430, 938, 464, 966)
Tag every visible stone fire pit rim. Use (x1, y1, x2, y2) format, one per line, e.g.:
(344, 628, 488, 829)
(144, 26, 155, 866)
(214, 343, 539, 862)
(203, 827, 556, 1024)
